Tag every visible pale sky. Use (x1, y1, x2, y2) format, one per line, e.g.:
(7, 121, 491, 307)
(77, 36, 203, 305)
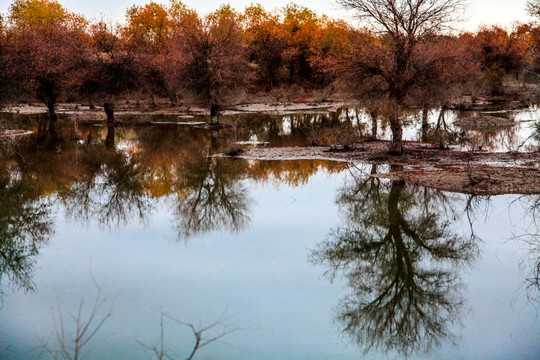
(0, 0, 533, 32)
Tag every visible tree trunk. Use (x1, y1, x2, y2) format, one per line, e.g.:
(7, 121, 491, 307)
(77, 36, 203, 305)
(37, 81, 57, 123)
(168, 92, 178, 107)
(435, 106, 448, 149)
(421, 107, 429, 142)
(389, 114, 403, 154)
(104, 102, 115, 124)
(47, 119, 57, 140)
(210, 104, 220, 125)
(289, 65, 294, 84)
(106, 126, 115, 148)
(370, 110, 378, 140)
(47, 100, 57, 123)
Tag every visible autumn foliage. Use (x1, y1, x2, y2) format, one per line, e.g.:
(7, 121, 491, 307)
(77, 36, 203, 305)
(0, 0, 539, 128)
(6, 0, 88, 121)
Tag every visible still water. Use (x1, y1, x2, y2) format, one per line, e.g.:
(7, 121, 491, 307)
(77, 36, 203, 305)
(0, 111, 539, 359)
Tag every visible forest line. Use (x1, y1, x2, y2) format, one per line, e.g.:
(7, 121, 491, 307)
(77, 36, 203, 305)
(1, 0, 540, 153)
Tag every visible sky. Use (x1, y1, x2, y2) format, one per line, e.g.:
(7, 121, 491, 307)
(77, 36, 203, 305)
(0, 0, 533, 32)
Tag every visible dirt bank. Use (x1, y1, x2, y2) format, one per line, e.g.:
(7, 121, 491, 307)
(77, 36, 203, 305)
(2, 101, 347, 119)
(226, 140, 540, 195)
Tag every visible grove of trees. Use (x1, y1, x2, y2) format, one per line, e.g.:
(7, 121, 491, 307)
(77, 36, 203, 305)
(1, 0, 540, 152)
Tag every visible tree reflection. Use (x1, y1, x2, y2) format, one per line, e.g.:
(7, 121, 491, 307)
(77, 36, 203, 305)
(0, 165, 52, 300)
(59, 134, 153, 228)
(511, 195, 540, 307)
(310, 165, 478, 357)
(172, 149, 251, 240)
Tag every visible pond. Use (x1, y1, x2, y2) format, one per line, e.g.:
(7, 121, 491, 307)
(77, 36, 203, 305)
(0, 109, 539, 359)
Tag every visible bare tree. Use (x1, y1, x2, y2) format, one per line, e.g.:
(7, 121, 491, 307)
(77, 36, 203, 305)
(527, 0, 540, 18)
(339, 0, 464, 37)
(336, 0, 466, 154)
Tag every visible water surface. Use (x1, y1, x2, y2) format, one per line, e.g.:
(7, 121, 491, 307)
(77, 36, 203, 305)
(0, 111, 538, 359)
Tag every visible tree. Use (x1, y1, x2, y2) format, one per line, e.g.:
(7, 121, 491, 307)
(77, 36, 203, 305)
(7, 0, 88, 124)
(469, 26, 527, 95)
(309, 18, 354, 88)
(123, 1, 176, 105)
(336, 0, 466, 154)
(527, 0, 540, 18)
(0, 14, 19, 109)
(167, 4, 249, 124)
(280, 4, 321, 85)
(243, 4, 286, 89)
(79, 20, 141, 124)
(123, 1, 171, 52)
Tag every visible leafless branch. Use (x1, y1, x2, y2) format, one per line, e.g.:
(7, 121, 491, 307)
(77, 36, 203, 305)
(39, 281, 115, 360)
(165, 310, 241, 360)
(137, 308, 242, 360)
(337, 0, 465, 38)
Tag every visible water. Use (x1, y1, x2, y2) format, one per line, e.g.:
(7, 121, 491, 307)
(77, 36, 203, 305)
(0, 110, 539, 359)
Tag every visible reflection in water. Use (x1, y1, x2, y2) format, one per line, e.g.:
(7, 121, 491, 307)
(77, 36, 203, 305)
(521, 233, 540, 306)
(0, 112, 539, 358)
(310, 166, 478, 357)
(247, 159, 349, 188)
(0, 164, 52, 300)
(57, 122, 152, 228)
(511, 195, 540, 307)
(173, 150, 251, 241)
(58, 147, 153, 229)
(0, 119, 356, 301)
(530, 120, 540, 152)
(105, 125, 115, 148)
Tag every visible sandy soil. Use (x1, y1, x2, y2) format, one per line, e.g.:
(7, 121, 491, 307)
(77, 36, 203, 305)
(0, 129, 34, 137)
(454, 115, 515, 129)
(3, 101, 348, 118)
(229, 140, 540, 195)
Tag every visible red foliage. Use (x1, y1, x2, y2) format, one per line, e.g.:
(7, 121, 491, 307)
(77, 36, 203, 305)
(7, 0, 88, 121)
(164, 4, 249, 122)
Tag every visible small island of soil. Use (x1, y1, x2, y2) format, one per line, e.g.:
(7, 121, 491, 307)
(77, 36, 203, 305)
(226, 140, 540, 195)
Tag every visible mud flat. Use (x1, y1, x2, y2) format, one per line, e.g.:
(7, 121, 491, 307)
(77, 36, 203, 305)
(226, 140, 540, 194)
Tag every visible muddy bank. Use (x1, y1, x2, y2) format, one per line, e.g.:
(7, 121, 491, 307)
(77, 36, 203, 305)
(454, 115, 515, 129)
(378, 167, 540, 195)
(2, 101, 347, 119)
(0, 129, 34, 137)
(226, 141, 540, 195)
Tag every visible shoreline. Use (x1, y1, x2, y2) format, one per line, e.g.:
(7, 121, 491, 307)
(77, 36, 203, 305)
(224, 141, 540, 195)
(2, 101, 540, 195)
